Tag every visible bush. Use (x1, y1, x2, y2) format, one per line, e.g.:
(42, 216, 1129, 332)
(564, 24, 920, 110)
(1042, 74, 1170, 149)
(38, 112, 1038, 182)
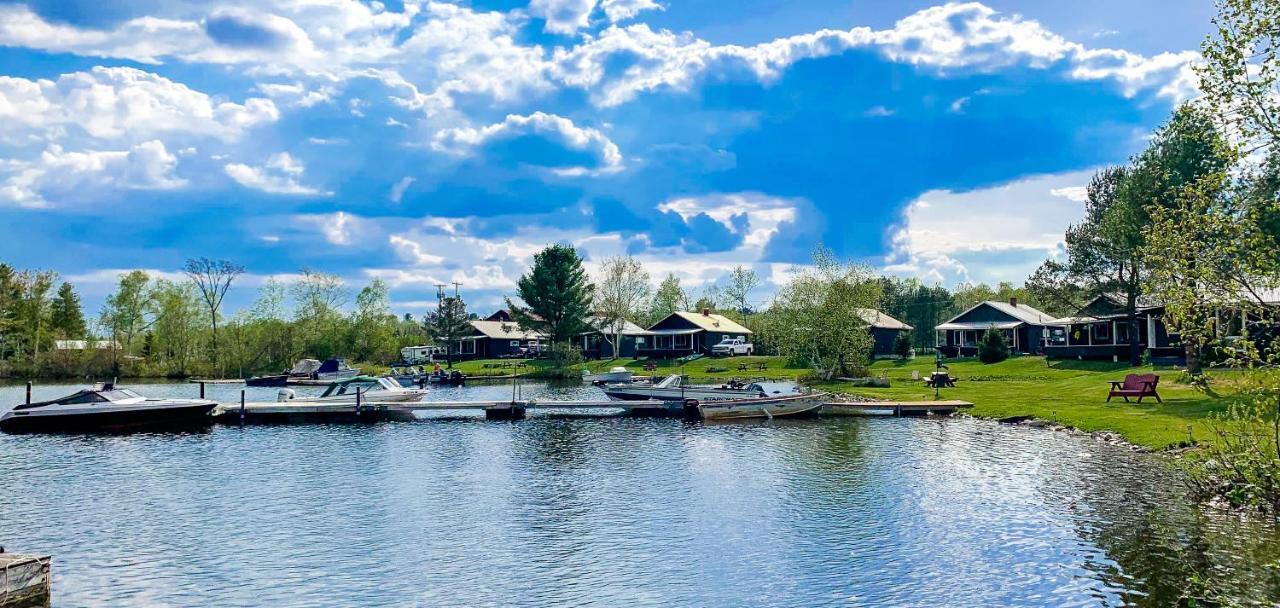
(894, 332, 914, 358)
(978, 329, 1010, 364)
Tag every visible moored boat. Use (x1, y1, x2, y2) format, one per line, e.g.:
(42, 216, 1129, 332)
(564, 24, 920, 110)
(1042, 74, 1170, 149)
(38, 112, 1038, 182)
(583, 366, 633, 385)
(602, 374, 765, 401)
(213, 376, 426, 424)
(0, 384, 217, 433)
(686, 391, 828, 421)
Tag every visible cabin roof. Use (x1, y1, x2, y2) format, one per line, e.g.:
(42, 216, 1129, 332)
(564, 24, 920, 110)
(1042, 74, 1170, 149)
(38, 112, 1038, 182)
(657, 311, 753, 334)
(468, 320, 544, 340)
(581, 316, 650, 336)
(938, 300, 1059, 329)
(857, 308, 913, 330)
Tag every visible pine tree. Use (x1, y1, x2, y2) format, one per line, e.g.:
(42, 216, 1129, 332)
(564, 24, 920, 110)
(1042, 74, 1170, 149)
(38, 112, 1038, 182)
(509, 244, 594, 351)
(978, 328, 1010, 364)
(424, 296, 470, 368)
(50, 281, 86, 339)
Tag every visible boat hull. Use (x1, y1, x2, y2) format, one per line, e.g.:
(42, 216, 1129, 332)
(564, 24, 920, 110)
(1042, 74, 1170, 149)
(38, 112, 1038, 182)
(245, 374, 289, 387)
(603, 387, 764, 401)
(0, 402, 217, 433)
(693, 393, 828, 421)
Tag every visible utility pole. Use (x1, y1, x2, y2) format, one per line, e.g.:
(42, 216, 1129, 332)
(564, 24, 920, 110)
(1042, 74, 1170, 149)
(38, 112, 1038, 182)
(452, 282, 463, 298)
(434, 284, 447, 304)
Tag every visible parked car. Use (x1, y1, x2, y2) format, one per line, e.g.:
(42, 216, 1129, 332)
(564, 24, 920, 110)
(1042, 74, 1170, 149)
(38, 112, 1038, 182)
(712, 337, 754, 356)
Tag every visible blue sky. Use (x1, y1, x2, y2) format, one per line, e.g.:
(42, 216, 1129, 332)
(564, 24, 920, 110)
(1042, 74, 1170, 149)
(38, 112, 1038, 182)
(0, 0, 1208, 318)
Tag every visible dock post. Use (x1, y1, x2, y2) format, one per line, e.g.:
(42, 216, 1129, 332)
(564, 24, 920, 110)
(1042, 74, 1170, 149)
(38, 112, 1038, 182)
(485, 404, 526, 421)
(25, 381, 31, 405)
(200, 381, 205, 399)
(356, 388, 362, 419)
(239, 389, 246, 426)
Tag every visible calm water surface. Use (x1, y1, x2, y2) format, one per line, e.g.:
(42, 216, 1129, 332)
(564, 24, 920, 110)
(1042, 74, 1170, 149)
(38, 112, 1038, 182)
(2, 380, 1279, 607)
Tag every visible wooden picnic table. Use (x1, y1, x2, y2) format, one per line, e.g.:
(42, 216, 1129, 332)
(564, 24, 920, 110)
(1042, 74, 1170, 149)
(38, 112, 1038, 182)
(737, 361, 768, 371)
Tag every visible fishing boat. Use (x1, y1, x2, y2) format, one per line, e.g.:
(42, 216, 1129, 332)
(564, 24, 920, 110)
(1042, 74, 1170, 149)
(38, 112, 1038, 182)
(686, 390, 829, 421)
(389, 364, 429, 388)
(602, 374, 766, 401)
(427, 369, 466, 386)
(277, 376, 428, 405)
(582, 366, 633, 385)
(245, 358, 361, 386)
(0, 384, 217, 433)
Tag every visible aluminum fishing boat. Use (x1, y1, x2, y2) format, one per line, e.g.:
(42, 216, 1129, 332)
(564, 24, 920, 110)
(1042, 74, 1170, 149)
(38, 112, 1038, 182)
(0, 384, 217, 433)
(602, 374, 766, 401)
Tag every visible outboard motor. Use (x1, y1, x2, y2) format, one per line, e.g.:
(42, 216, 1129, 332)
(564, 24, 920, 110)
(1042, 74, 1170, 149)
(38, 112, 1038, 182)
(682, 398, 701, 421)
(277, 388, 296, 402)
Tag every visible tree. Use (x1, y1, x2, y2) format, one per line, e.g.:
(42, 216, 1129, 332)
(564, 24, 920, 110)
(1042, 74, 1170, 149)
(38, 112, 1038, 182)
(1199, 0, 1280, 152)
(49, 281, 86, 339)
(509, 244, 594, 352)
(424, 296, 470, 368)
(894, 331, 914, 358)
(291, 269, 348, 359)
(100, 270, 155, 360)
(350, 279, 398, 363)
(596, 255, 650, 359)
(649, 273, 687, 323)
(149, 280, 204, 376)
(764, 247, 882, 380)
(698, 284, 722, 312)
(978, 327, 1010, 364)
(15, 270, 56, 368)
(184, 257, 244, 373)
(721, 265, 761, 314)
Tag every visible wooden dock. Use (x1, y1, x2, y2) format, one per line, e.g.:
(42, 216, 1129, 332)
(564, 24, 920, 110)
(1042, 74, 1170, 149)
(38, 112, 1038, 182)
(822, 400, 973, 417)
(1, 553, 50, 608)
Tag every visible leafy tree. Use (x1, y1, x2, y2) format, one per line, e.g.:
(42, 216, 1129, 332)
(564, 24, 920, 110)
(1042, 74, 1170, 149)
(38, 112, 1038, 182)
(508, 244, 594, 351)
(100, 270, 155, 359)
(649, 273, 688, 324)
(978, 327, 1010, 364)
(291, 269, 349, 359)
(878, 277, 955, 349)
(721, 265, 761, 314)
(595, 255, 650, 359)
(424, 296, 470, 368)
(765, 247, 881, 380)
(1199, 0, 1280, 152)
(14, 270, 56, 368)
(184, 257, 244, 373)
(149, 280, 204, 376)
(350, 278, 399, 363)
(950, 282, 998, 313)
(49, 281, 86, 339)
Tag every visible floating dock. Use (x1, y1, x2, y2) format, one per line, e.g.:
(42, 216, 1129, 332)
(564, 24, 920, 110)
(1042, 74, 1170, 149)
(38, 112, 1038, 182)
(1, 553, 50, 608)
(822, 400, 973, 417)
(212, 398, 972, 423)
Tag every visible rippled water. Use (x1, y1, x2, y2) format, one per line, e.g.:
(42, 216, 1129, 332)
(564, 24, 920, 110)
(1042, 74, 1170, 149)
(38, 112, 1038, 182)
(2, 380, 1280, 606)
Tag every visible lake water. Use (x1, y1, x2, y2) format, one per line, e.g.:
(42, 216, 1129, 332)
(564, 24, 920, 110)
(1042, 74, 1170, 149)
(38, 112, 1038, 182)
(2, 380, 1279, 606)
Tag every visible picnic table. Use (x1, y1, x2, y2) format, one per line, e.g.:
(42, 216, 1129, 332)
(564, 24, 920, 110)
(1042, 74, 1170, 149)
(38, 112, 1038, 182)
(924, 371, 956, 388)
(737, 361, 767, 371)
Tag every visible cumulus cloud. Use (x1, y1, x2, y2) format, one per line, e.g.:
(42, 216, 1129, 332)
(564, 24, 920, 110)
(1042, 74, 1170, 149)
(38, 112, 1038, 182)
(530, 0, 663, 34)
(0, 67, 278, 141)
(224, 152, 330, 196)
(0, 140, 186, 208)
(883, 168, 1097, 284)
(658, 193, 800, 251)
(432, 112, 624, 175)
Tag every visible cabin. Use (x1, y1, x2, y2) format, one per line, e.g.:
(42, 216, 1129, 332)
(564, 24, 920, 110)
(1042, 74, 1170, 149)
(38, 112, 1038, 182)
(1044, 294, 1180, 363)
(485, 309, 515, 322)
(642, 309, 752, 358)
(577, 317, 651, 359)
(451, 319, 545, 360)
(859, 309, 913, 358)
(935, 298, 1060, 357)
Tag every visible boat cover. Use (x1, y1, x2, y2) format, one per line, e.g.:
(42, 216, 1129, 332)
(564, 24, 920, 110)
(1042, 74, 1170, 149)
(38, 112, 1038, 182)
(289, 359, 322, 375)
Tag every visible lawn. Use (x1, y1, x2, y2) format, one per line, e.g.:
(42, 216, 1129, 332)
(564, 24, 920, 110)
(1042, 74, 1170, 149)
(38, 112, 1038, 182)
(435, 354, 1240, 451)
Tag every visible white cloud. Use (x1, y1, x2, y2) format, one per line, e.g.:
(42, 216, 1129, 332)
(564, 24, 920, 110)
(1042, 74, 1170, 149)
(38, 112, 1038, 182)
(948, 96, 970, 113)
(1050, 185, 1088, 203)
(658, 192, 800, 249)
(0, 140, 186, 208)
(224, 152, 330, 196)
(600, 0, 663, 23)
(292, 210, 371, 246)
(0, 67, 278, 141)
(530, 0, 663, 35)
(389, 177, 415, 203)
(864, 105, 895, 117)
(432, 112, 623, 175)
(883, 168, 1098, 284)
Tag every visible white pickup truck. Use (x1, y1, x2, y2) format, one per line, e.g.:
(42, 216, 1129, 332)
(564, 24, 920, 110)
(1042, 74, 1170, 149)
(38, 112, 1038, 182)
(712, 337, 754, 356)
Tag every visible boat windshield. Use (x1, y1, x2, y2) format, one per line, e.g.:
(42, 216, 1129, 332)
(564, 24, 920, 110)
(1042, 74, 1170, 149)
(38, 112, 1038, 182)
(321, 381, 379, 397)
(103, 389, 142, 400)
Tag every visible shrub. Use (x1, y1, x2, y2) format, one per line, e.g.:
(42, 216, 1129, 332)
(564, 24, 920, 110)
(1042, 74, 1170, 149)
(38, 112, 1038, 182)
(978, 328, 1010, 364)
(894, 332, 914, 358)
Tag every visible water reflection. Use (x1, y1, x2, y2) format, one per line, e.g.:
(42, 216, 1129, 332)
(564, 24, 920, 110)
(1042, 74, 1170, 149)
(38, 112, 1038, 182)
(0, 381, 1278, 606)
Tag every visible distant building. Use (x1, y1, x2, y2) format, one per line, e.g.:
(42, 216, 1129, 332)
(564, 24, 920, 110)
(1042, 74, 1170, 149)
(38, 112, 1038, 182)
(858, 309, 913, 358)
(643, 309, 752, 358)
(935, 298, 1060, 356)
(54, 340, 119, 351)
(577, 317, 651, 359)
(452, 319, 544, 360)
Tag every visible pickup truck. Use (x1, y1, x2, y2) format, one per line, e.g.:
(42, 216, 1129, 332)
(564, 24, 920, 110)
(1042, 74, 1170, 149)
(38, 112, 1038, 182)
(711, 337, 754, 356)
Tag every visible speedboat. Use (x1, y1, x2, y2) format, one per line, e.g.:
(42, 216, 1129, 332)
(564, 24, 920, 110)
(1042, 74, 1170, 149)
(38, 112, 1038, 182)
(389, 364, 429, 388)
(602, 374, 767, 401)
(212, 376, 425, 424)
(427, 370, 465, 386)
(583, 366, 633, 385)
(312, 358, 360, 381)
(0, 384, 217, 433)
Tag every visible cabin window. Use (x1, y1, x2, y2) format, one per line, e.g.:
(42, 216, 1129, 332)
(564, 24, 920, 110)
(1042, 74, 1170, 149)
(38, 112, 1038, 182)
(510, 340, 520, 347)
(674, 334, 692, 349)
(636, 336, 647, 349)
(1093, 323, 1111, 342)
(458, 340, 475, 355)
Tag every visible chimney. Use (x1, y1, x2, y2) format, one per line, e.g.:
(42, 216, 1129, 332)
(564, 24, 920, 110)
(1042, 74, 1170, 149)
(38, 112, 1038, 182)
(1009, 297, 1018, 307)
(702, 307, 711, 316)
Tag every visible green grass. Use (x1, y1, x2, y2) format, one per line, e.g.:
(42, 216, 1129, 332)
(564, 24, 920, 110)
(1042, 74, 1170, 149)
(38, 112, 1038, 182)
(821, 356, 1237, 451)
(421, 354, 1246, 451)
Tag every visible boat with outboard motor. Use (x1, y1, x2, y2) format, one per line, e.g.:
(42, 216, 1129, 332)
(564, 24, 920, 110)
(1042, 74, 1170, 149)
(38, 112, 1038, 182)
(212, 376, 426, 424)
(685, 389, 828, 420)
(602, 374, 767, 401)
(0, 383, 217, 433)
(246, 357, 362, 386)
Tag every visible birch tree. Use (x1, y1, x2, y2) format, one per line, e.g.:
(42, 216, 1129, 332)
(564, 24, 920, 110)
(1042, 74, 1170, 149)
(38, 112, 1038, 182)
(596, 256, 650, 359)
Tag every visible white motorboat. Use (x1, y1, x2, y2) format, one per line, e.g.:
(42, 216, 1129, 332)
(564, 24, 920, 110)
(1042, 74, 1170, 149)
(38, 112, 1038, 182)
(583, 366, 633, 385)
(1, 384, 217, 433)
(690, 391, 829, 421)
(276, 376, 427, 405)
(602, 374, 767, 401)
